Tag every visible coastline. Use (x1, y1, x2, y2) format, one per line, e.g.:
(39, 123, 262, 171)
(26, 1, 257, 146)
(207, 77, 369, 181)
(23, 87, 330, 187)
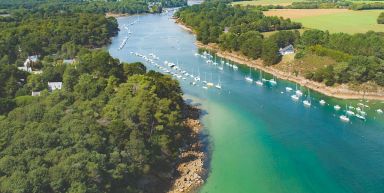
(105, 12, 131, 18)
(168, 105, 206, 193)
(175, 19, 384, 101)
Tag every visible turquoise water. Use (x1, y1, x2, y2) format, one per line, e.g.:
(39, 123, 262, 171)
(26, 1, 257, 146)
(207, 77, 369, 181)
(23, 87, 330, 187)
(108, 14, 384, 193)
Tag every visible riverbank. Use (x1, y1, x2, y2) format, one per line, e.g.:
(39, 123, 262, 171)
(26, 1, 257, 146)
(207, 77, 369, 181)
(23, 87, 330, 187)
(105, 12, 131, 18)
(175, 19, 384, 101)
(168, 105, 206, 193)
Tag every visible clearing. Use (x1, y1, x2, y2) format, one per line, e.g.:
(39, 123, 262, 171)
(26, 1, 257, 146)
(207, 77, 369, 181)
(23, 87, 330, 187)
(232, 0, 304, 6)
(264, 9, 384, 33)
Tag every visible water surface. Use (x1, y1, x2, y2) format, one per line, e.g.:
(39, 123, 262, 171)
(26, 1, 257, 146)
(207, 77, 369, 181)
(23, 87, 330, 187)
(108, 13, 384, 193)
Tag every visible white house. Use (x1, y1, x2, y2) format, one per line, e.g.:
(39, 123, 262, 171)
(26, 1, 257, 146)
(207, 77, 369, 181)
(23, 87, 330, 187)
(279, 44, 294, 55)
(18, 66, 32, 72)
(31, 91, 41, 96)
(63, 59, 75, 64)
(48, 82, 63, 91)
(19, 55, 39, 72)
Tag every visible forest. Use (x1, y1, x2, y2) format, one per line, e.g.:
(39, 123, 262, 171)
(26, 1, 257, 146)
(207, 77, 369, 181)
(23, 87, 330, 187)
(176, 2, 384, 87)
(0, 50, 189, 193)
(0, 10, 119, 65)
(0, 1, 193, 192)
(0, 0, 187, 13)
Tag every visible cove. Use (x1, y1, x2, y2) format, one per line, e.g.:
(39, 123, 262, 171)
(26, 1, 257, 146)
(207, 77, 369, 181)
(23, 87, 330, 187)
(108, 13, 384, 193)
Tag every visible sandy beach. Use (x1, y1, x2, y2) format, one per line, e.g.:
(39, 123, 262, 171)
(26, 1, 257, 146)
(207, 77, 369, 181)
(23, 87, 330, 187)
(175, 19, 384, 101)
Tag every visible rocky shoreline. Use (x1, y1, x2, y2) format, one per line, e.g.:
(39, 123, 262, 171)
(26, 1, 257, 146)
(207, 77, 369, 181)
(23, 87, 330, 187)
(175, 19, 384, 101)
(168, 105, 206, 193)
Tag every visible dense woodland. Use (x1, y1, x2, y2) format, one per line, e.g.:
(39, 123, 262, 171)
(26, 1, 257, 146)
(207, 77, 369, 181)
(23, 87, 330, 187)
(176, 2, 384, 87)
(299, 30, 384, 86)
(0, 0, 187, 13)
(0, 1, 192, 192)
(0, 11, 119, 65)
(0, 50, 189, 193)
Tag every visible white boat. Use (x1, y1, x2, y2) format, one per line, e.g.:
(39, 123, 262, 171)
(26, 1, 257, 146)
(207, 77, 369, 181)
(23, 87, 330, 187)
(334, 105, 341, 111)
(245, 76, 253, 82)
(303, 89, 311, 107)
(202, 72, 207, 84)
(215, 76, 222, 89)
(207, 73, 214, 87)
(256, 71, 263, 86)
(295, 90, 303, 97)
(356, 113, 366, 121)
(377, 109, 383, 114)
(295, 84, 303, 96)
(319, 100, 326, 105)
(232, 65, 238, 70)
(245, 67, 253, 82)
(194, 53, 200, 56)
(346, 110, 355, 116)
(303, 100, 311, 107)
(269, 77, 277, 85)
(285, 87, 293, 92)
(291, 95, 299, 101)
(202, 86, 208, 89)
(340, 115, 350, 122)
(218, 65, 224, 71)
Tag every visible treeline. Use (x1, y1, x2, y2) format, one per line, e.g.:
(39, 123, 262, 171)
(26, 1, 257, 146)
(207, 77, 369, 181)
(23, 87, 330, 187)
(0, 49, 189, 193)
(175, 2, 301, 65)
(0, 11, 118, 65)
(299, 30, 384, 86)
(350, 2, 384, 10)
(0, 0, 187, 13)
(378, 12, 384, 24)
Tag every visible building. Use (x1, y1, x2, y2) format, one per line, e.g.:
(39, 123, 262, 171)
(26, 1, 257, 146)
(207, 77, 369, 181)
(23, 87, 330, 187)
(279, 44, 294, 55)
(19, 55, 39, 72)
(48, 82, 63, 91)
(31, 91, 41, 96)
(63, 59, 75, 64)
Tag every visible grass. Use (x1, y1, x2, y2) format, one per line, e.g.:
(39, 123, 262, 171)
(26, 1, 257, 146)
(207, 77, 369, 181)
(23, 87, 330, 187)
(232, 0, 305, 6)
(265, 9, 384, 34)
(274, 53, 336, 76)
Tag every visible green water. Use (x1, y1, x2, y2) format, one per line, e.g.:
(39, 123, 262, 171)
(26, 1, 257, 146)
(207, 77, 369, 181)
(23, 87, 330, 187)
(109, 13, 384, 193)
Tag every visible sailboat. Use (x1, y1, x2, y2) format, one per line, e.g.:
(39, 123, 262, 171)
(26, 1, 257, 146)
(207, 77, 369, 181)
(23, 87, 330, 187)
(202, 72, 207, 84)
(291, 94, 299, 101)
(194, 68, 201, 82)
(334, 105, 341, 111)
(319, 99, 326, 105)
(285, 87, 293, 92)
(346, 105, 355, 116)
(245, 67, 253, 82)
(218, 63, 224, 71)
(232, 64, 238, 70)
(215, 75, 222, 89)
(269, 75, 277, 85)
(303, 89, 311, 107)
(255, 71, 263, 86)
(340, 105, 350, 122)
(207, 73, 214, 87)
(295, 84, 303, 97)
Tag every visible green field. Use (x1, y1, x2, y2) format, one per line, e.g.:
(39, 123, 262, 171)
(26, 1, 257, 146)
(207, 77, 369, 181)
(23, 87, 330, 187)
(232, 0, 304, 6)
(292, 10, 384, 33)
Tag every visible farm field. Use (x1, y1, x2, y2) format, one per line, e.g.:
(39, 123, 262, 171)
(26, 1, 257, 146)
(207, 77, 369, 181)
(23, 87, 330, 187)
(232, 0, 304, 6)
(264, 9, 384, 33)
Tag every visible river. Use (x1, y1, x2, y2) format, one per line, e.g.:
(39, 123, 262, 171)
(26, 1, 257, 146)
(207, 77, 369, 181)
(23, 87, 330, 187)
(108, 13, 384, 193)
